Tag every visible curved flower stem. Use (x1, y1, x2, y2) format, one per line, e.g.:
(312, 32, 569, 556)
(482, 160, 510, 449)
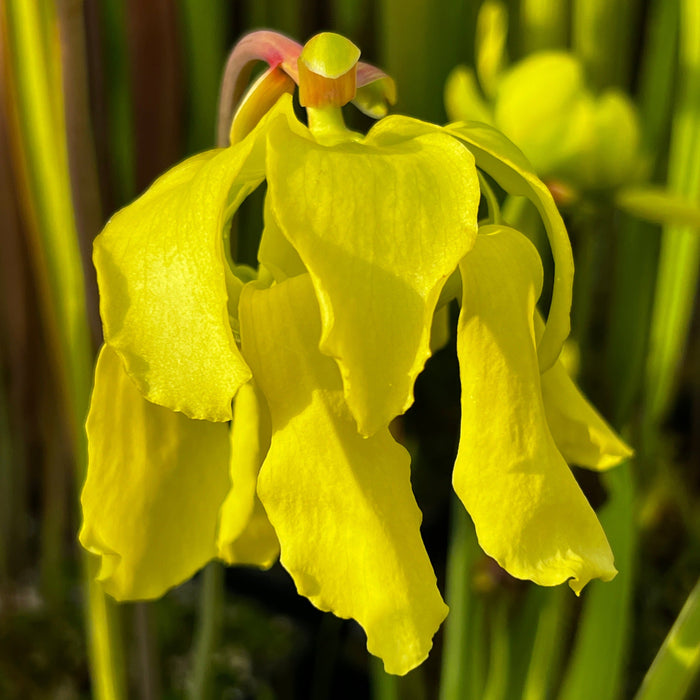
(188, 562, 224, 700)
(478, 171, 502, 225)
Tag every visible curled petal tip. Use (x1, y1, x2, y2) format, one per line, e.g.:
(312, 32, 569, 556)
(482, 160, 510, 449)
(217, 30, 302, 145)
(354, 65, 397, 118)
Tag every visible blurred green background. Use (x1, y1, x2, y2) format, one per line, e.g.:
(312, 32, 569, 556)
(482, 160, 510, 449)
(1, 0, 698, 698)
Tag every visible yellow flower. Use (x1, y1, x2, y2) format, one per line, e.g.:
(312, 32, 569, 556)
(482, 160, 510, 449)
(80, 31, 632, 675)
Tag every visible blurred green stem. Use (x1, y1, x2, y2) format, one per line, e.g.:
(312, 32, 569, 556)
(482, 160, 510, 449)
(558, 463, 636, 700)
(572, 0, 639, 89)
(644, 0, 700, 427)
(634, 576, 700, 700)
(605, 0, 677, 427)
(188, 562, 224, 700)
(176, 0, 227, 153)
(482, 598, 510, 700)
(371, 657, 400, 700)
(440, 496, 482, 700)
(2, 1, 125, 697)
(520, 587, 567, 700)
(98, 0, 135, 205)
(519, 0, 568, 54)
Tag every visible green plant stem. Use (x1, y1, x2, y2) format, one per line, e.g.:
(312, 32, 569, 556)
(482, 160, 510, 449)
(379, 0, 475, 122)
(134, 603, 161, 700)
(176, 0, 228, 153)
(2, 2, 125, 697)
(634, 577, 700, 700)
(637, 0, 679, 158)
(558, 463, 636, 700)
(97, 0, 135, 206)
(605, 0, 677, 428)
(371, 657, 400, 700)
(188, 562, 224, 700)
(520, 587, 567, 700)
(482, 598, 510, 700)
(644, 0, 700, 427)
(519, 0, 568, 54)
(56, 0, 104, 345)
(440, 496, 482, 700)
(572, 0, 639, 89)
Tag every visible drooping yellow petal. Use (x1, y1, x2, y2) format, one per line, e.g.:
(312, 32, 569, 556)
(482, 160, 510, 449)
(453, 226, 616, 594)
(367, 114, 574, 374)
(534, 316, 634, 470)
(239, 275, 448, 675)
(542, 364, 634, 470)
(80, 346, 230, 600)
(94, 99, 290, 422)
(217, 380, 279, 567)
(267, 118, 480, 435)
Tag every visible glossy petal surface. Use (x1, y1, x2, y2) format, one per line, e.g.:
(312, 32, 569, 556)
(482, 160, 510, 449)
(80, 346, 230, 600)
(240, 275, 447, 675)
(453, 227, 616, 593)
(267, 118, 479, 434)
(217, 380, 280, 567)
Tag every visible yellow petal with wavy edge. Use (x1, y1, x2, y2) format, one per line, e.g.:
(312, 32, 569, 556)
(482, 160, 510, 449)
(94, 99, 291, 422)
(534, 316, 633, 469)
(80, 346, 230, 600)
(367, 115, 574, 374)
(267, 118, 479, 435)
(454, 226, 616, 594)
(217, 380, 279, 567)
(239, 275, 447, 675)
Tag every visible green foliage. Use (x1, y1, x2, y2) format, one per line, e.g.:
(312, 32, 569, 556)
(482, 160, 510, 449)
(0, 1, 698, 698)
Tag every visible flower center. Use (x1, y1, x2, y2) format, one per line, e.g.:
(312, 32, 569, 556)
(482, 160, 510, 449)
(298, 32, 360, 109)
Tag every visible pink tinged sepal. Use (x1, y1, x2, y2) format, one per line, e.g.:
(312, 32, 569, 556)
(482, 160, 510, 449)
(217, 30, 302, 145)
(219, 30, 397, 144)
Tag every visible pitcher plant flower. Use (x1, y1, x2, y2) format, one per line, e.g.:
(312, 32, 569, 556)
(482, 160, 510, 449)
(80, 31, 632, 675)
